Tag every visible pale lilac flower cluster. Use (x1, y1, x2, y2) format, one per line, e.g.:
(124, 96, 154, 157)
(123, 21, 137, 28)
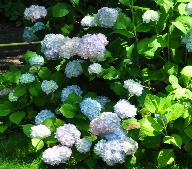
(30, 124, 51, 138)
(81, 16, 97, 27)
(90, 112, 120, 136)
(88, 63, 103, 74)
(114, 99, 137, 119)
(75, 138, 92, 153)
(24, 5, 47, 22)
(96, 7, 119, 28)
(61, 85, 83, 102)
(29, 55, 44, 66)
(186, 3, 192, 14)
(97, 96, 110, 108)
(93, 138, 138, 166)
(56, 124, 81, 147)
(19, 73, 35, 84)
(59, 37, 80, 59)
(8, 91, 18, 102)
(35, 109, 55, 124)
(142, 10, 160, 23)
(65, 60, 83, 78)
(41, 80, 58, 95)
(41, 34, 67, 60)
(77, 33, 108, 60)
(181, 31, 192, 52)
(80, 98, 102, 120)
(42, 145, 72, 166)
(123, 79, 143, 96)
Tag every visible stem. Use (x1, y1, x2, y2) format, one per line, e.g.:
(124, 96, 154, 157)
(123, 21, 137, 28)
(0, 41, 41, 47)
(132, 6, 150, 11)
(131, 0, 138, 42)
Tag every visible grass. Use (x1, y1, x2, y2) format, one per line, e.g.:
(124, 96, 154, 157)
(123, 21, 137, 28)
(0, 132, 191, 169)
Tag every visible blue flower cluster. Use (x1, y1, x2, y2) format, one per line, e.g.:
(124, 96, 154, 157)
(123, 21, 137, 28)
(80, 98, 102, 120)
(19, 73, 35, 84)
(35, 109, 55, 124)
(61, 85, 83, 102)
(41, 80, 58, 95)
(29, 55, 44, 66)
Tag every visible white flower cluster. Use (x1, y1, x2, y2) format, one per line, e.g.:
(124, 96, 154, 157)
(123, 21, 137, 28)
(24, 5, 47, 22)
(65, 60, 83, 78)
(59, 37, 80, 59)
(94, 138, 138, 166)
(41, 80, 58, 95)
(35, 109, 55, 124)
(88, 63, 103, 74)
(41, 34, 68, 60)
(56, 124, 81, 147)
(75, 138, 92, 153)
(81, 7, 119, 28)
(81, 16, 97, 27)
(19, 73, 35, 84)
(186, 3, 192, 14)
(181, 31, 192, 52)
(142, 10, 160, 23)
(114, 99, 137, 119)
(77, 33, 108, 60)
(42, 145, 72, 166)
(29, 55, 44, 66)
(30, 124, 51, 138)
(61, 85, 83, 102)
(123, 79, 143, 96)
(80, 97, 102, 120)
(90, 112, 120, 136)
(8, 91, 18, 102)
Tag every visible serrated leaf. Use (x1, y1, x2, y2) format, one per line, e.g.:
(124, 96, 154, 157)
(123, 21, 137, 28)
(172, 21, 187, 34)
(157, 149, 175, 167)
(0, 102, 13, 116)
(60, 103, 77, 118)
(0, 124, 8, 133)
(29, 83, 41, 96)
(52, 3, 70, 17)
(13, 86, 26, 97)
(31, 138, 44, 151)
(22, 124, 33, 137)
(144, 94, 159, 113)
(9, 111, 25, 125)
(102, 66, 119, 80)
(169, 75, 180, 89)
(38, 67, 52, 80)
(163, 134, 182, 148)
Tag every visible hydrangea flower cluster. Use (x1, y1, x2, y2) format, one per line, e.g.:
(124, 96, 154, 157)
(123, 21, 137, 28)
(114, 99, 137, 119)
(42, 145, 72, 166)
(181, 31, 192, 52)
(65, 60, 83, 78)
(123, 79, 143, 96)
(0, 88, 11, 97)
(77, 33, 108, 60)
(24, 5, 47, 22)
(186, 3, 192, 14)
(80, 98, 102, 120)
(19, 73, 35, 84)
(41, 34, 68, 60)
(35, 109, 55, 124)
(142, 10, 160, 23)
(81, 16, 97, 27)
(30, 124, 51, 138)
(75, 138, 92, 153)
(97, 96, 110, 108)
(59, 37, 80, 59)
(33, 22, 46, 32)
(61, 85, 83, 102)
(88, 63, 103, 74)
(8, 91, 18, 102)
(41, 80, 58, 95)
(29, 55, 44, 66)
(90, 112, 120, 136)
(56, 124, 81, 147)
(96, 7, 119, 28)
(104, 128, 127, 141)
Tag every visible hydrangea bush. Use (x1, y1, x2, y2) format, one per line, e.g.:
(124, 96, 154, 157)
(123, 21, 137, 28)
(1, 0, 192, 168)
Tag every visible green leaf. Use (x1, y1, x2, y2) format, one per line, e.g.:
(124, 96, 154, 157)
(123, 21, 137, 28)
(158, 96, 172, 114)
(114, 12, 132, 30)
(70, 0, 79, 6)
(0, 124, 8, 133)
(140, 116, 163, 136)
(31, 138, 44, 151)
(175, 16, 192, 33)
(184, 125, 192, 139)
(165, 103, 184, 122)
(110, 82, 126, 97)
(178, 3, 188, 16)
(112, 29, 134, 38)
(164, 62, 178, 75)
(29, 83, 41, 96)
(172, 21, 187, 34)
(65, 93, 82, 104)
(13, 86, 26, 97)
(0, 102, 13, 116)
(38, 67, 52, 80)
(22, 124, 33, 137)
(163, 134, 182, 148)
(155, 0, 174, 12)
(144, 94, 159, 113)
(52, 3, 70, 17)
(169, 75, 180, 89)
(102, 66, 119, 80)
(119, 0, 131, 7)
(181, 66, 192, 77)
(9, 111, 25, 125)
(122, 118, 140, 130)
(24, 51, 37, 62)
(60, 103, 77, 118)
(157, 149, 175, 167)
